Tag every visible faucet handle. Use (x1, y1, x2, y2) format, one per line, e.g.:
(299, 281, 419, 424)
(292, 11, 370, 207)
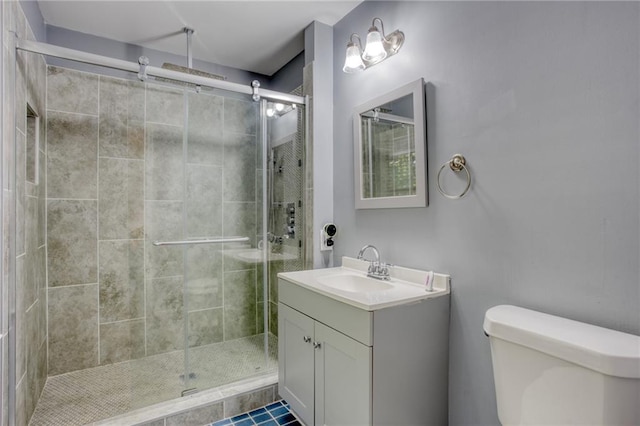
(379, 263, 392, 278)
(365, 261, 392, 280)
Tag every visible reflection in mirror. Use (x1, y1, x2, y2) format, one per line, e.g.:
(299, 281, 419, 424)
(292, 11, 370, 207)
(353, 78, 426, 209)
(26, 104, 40, 185)
(361, 93, 416, 199)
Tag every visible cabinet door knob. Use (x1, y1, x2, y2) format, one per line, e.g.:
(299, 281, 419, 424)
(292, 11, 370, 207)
(303, 336, 311, 343)
(313, 342, 322, 349)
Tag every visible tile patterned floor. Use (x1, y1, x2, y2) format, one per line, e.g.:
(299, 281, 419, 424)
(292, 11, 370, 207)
(211, 400, 303, 426)
(29, 334, 277, 426)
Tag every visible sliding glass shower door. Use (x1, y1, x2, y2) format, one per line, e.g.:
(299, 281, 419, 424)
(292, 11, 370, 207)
(138, 83, 271, 401)
(182, 87, 273, 393)
(24, 56, 302, 424)
(38, 65, 273, 419)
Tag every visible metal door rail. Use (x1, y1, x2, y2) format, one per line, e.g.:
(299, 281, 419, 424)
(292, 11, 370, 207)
(152, 237, 249, 246)
(15, 38, 305, 105)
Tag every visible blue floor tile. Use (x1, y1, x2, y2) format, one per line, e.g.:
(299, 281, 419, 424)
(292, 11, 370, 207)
(249, 407, 268, 417)
(231, 412, 251, 422)
(269, 406, 288, 418)
(265, 401, 284, 411)
(275, 413, 296, 425)
(211, 400, 302, 426)
(252, 412, 272, 424)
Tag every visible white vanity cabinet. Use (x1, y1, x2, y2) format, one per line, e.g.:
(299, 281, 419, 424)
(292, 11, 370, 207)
(279, 304, 316, 423)
(278, 267, 450, 426)
(279, 304, 372, 425)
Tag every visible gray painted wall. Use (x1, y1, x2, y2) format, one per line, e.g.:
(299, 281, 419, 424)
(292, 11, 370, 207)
(305, 21, 335, 269)
(269, 51, 304, 93)
(18, 0, 46, 43)
(332, 2, 639, 425)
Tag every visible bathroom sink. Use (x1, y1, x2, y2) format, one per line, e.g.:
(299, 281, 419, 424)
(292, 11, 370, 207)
(278, 257, 450, 311)
(316, 273, 394, 293)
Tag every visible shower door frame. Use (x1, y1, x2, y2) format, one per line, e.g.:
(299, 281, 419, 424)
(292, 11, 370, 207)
(16, 39, 303, 105)
(8, 35, 305, 424)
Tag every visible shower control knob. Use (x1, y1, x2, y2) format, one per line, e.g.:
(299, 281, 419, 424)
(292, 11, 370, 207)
(303, 336, 311, 343)
(313, 342, 322, 349)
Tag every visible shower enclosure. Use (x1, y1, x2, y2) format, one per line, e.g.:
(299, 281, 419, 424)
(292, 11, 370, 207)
(8, 39, 306, 426)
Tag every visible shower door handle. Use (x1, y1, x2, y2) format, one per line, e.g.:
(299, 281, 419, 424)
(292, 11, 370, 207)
(152, 236, 249, 246)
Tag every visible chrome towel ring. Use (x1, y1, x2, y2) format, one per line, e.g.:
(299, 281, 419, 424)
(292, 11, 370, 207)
(437, 154, 471, 199)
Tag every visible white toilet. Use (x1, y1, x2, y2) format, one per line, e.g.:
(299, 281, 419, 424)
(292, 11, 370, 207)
(484, 305, 640, 425)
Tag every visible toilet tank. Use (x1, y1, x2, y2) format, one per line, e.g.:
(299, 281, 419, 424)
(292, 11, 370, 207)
(483, 305, 640, 426)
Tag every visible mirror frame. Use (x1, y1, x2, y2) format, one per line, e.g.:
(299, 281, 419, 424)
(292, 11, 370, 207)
(353, 78, 427, 209)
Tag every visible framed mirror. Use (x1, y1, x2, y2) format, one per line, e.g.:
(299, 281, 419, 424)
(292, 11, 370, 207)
(353, 78, 426, 209)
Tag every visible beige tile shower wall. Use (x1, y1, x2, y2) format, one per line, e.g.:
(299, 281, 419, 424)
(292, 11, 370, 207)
(45, 67, 263, 378)
(219, 95, 260, 342)
(3, 2, 48, 425)
(267, 139, 304, 336)
(46, 66, 100, 377)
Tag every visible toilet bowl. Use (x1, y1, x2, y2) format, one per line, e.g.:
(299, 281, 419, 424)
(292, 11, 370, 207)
(484, 305, 640, 425)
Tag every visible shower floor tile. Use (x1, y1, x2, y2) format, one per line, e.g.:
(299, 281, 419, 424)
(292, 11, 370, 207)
(210, 400, 304, 426)
(29, 334, 277, 426)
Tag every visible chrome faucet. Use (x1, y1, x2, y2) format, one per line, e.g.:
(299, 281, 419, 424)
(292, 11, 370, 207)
(357, 244, 380, 263)
(357, 244, 391, 280)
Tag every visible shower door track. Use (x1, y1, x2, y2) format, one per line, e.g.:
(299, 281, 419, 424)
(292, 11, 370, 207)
(15, 38, 305, 105)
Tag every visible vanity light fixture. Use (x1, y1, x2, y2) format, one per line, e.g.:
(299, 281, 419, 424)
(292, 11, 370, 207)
(343, 34, 366, 73)
(362, 20, 387, 62)
(342, 17, 404, 73)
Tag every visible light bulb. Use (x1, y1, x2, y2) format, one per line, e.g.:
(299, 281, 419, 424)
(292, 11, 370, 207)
(266, 108, 275, 117)
(362, 27, 387, 63)
(342, 42, 365, 73)
(275, 103, 284, 112)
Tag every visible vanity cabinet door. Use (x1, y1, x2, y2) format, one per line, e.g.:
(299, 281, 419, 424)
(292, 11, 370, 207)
(279, 304, 315, 426)
(314, 322, 372, 426)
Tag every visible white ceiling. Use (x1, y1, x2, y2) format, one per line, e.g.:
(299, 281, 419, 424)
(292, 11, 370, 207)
(37, 1, 362, 76)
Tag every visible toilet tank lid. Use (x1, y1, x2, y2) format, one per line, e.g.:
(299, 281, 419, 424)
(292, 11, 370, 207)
(483, 305, 640, 379)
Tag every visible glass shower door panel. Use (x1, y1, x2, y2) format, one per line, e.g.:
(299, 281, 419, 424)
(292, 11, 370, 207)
(183, 88, 269, 393)
(132, 81, 190, 408)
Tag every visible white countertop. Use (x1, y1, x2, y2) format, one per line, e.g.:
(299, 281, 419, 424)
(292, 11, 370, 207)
(278, 257, 450, 311)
